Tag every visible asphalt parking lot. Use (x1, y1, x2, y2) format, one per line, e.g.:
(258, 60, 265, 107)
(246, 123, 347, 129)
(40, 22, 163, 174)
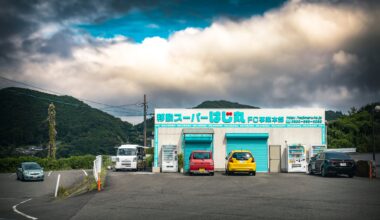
(1, 170, 380, 220)
(0, 170, 90, 220)
(70, 171, 380, 220)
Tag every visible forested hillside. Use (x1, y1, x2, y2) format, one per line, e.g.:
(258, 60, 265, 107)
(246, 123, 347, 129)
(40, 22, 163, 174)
(0, 87, 136, 157)
(328, 103, 380, 152)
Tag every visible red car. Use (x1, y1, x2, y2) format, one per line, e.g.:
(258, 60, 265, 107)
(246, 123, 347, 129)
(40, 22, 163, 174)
(189, 150, 214, 175)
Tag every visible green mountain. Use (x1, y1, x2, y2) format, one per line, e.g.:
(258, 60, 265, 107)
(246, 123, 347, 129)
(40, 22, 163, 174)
(326, 110, 344, 121)
(194, 100, 259, 109)
(0, 87, 136, 157)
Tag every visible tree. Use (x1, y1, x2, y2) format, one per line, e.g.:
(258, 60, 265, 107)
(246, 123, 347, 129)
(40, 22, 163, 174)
(48, 103, 57, 159)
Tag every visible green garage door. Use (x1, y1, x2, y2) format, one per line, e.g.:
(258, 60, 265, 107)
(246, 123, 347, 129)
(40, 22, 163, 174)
(226, 133, 269, 172)
(183, 134, 213, 172)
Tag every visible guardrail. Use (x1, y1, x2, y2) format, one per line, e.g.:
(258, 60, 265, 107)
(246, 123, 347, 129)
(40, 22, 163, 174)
(93, 155, 102, 191)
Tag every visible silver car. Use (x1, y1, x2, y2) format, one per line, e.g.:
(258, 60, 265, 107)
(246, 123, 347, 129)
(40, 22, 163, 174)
(16, 162, 44, 181)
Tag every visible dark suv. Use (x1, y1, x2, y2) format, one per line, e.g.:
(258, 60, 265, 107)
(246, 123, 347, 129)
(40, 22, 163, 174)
(308, 152, 356, 178)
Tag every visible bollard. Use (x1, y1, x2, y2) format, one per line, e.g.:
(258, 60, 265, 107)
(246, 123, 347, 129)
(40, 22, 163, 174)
(55, 174, 61, 197)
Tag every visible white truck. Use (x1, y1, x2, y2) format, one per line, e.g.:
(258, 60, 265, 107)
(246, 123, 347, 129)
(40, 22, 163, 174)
(114, 144, 146, 171)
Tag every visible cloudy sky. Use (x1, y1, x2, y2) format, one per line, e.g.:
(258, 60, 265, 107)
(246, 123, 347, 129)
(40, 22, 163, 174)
(0, 0, 379, 116)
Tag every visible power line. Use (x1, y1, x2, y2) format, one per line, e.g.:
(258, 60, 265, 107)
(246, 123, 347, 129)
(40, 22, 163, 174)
(0, 75, 141, 110)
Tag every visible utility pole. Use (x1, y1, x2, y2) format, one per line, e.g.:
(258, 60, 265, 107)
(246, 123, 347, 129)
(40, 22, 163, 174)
(143, 94, 147, 147)
(48, 103, 57, 159)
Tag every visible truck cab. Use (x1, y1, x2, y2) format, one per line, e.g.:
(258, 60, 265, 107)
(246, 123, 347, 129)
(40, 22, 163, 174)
(115, 145, 145, 171)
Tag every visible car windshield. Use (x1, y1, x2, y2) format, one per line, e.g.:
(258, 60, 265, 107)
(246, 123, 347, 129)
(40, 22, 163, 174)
(193, 152, 210, 159)
(232, 152, 252, 160)
(118, 148, 136, 156)
(23, 163, 41, 170)
(326, 152, 352, 160)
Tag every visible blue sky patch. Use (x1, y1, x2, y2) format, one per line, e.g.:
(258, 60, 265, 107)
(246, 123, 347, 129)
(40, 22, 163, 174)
(77, 0, 286, 42)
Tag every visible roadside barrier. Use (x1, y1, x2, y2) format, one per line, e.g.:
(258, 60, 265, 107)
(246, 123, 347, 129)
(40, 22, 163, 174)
(93, 155, 102, 191)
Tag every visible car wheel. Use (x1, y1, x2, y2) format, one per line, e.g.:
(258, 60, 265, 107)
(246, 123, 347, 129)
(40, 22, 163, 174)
(321, 166, 327, 177)
(210, 172, 214, 176)
(21, 174, 25, 181)
(252, 171, 256, 176)
(308, 165, 314, 175)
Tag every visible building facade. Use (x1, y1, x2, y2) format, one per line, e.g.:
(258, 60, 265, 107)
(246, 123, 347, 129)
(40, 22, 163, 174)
(154, 108, 326, 172)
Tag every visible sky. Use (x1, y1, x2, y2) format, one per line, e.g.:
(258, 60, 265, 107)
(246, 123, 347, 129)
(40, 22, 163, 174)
(0, 0, 379, 117)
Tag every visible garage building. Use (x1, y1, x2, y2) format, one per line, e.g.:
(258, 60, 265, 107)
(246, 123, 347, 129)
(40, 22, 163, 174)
(153, 108, 326, 173)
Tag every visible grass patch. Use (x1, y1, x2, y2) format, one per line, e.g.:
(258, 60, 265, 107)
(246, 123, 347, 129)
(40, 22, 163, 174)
(57, 155, 110, 199)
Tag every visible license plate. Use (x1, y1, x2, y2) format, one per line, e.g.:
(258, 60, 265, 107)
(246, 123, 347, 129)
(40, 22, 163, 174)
(239, 161, 244, 163)
(340, 163, 346, 166)
(199, 168, 205, 173)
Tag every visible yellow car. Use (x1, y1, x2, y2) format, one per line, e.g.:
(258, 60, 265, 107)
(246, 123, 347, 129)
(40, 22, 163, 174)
(225, 150, 256, 176)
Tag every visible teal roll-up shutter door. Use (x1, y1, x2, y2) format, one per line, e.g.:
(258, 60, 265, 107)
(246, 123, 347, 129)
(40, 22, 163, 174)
(226, 133, 269, 172)
(183, 134, 213, 172)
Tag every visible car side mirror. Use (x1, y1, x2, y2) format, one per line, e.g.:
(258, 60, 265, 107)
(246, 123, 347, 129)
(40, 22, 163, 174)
(225, 157, 228, 160)
(41, 167, 44, 170)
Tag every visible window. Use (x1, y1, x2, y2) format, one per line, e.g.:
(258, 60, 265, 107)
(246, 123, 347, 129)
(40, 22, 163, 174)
(193, 152, 211, 159)
(117, 148, 136, 156)
(23, 163, 41, 170)
(232, 152, 253, 160)
(326, 152, 352, 160)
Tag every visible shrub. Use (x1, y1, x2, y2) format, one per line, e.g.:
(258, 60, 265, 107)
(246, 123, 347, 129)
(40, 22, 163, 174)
(178, 153, 183, 171)
(0, 155, 96, 172)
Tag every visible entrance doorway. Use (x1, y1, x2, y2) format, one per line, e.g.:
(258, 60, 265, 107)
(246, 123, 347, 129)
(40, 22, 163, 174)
(269, 145, 281, 173)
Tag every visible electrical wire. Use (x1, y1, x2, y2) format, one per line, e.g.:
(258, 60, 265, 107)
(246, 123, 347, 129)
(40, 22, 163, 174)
(0, 76, 144, 109)
(0, 76, 149, 116)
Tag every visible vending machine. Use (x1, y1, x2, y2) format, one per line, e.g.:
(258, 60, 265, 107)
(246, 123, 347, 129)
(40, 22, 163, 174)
(309, 145, 326, 159)
(287, 144, 307, 172)
(161, 145, 178, 172)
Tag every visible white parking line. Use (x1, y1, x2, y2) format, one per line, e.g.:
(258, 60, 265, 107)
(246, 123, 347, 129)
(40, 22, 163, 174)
(82, 169, 88, 176)
(48, 171, 52, 177)
(12, 198, 38, 220)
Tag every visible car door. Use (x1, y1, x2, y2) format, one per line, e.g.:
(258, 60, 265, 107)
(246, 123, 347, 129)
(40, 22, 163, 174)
(315, 153, 324, 173)
(16, 164, 22, 179)
(225, 152, 231, 170)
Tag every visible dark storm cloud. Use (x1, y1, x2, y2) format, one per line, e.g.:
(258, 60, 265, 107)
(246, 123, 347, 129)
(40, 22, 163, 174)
(0, 0, 155, 64)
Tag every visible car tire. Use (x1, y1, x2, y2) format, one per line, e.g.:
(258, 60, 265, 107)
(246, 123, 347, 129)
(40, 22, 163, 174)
(321, 166, 327, 177)
(210, 172, 214, 176)
(308, 165, 314, 175)
(252, 171, 256, 176)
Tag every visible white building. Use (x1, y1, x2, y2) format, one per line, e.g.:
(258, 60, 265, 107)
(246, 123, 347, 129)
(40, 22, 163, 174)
(154, 108, 326, 173)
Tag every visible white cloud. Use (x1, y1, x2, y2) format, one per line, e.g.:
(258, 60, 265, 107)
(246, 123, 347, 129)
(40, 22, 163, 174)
(7, 0, 379, 110)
